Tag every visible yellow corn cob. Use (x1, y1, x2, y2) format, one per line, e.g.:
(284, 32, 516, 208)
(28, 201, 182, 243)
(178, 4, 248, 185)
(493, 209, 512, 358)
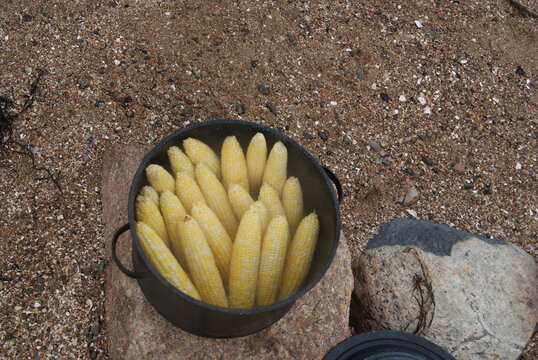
(175, 171, 206, 212)
(228, 183, 254, 220)
(177, 215, 228, 307)
(159, 190, 189, 271)
(140, 185, 159, 208)
(248, 201, 270, 235)
(135, 195, 170, 249)
(262, 141, 287, 196)
(168, 146, 195, 179)
(256, 216, 289, 307)
(259, 183, 286, 220)
(282, 177, 304, 234)
(246, 132, 267, 195)
(191, 202, 233, 284)
(221, 136, 249, 192)
(195, 163, 239, 239)
(146, 164, 175, 194)
(278, 213, 319, 301)
(183, 137, 221, 179)
(229, 209, 262, 308)
(136, 222, 200, 300)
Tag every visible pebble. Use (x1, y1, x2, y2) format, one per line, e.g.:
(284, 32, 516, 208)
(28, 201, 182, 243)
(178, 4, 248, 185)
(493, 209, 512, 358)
(318, 131, 328, 141)
(193, 70, 201, 79)
(90, 350, 98, 360)
(90, 323, 101, 336)
(83, 132, 93, 141)
(250, 60, 258, 68)
(78, 78, 90, 89)
(235, 103, 245, 115)
(257, 85, 270, 95)
(424, 107, 431, 114)
(161, 115, 170, 122)
(402, 168, 414, 176)
(453, 163, 465, 175)
(356, 70, 367, 80)
(343, 135, 351, 144)
(516, 162, 522, 170)
(303, 15, 312, 22)
(417, 96, 426, 105)
(399, 95, 407, 102)
(406, 209, 418, 218)
(432, 167, 440, 173)
(22, 14, 33, 22)
(113, 59, 121, 66)
(25, 66, 33, 74)
(380, 93, 390, 102)
(515, 66, 525, 76)
(403, 186, 419, 206)
(266, 102, 277, 115)
(422, 156, 433, 166)
(463, 183, 474, 190)
(34, 301, 41, 308)
(382, 159, 392, 166)
(82, 267, 92, 274)
(367, 140, 382, 152)
(414, 20, 423, 28)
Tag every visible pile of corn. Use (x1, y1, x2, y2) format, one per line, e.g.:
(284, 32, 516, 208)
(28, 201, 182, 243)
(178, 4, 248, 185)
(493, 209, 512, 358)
(135, 133, 319, 309)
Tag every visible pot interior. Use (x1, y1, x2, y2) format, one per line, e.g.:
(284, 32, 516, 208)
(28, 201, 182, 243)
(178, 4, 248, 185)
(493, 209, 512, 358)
(129, 120, 340, 305)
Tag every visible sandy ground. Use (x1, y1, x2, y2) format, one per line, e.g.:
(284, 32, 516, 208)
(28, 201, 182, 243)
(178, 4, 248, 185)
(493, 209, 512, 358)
(0, 1, 536, 359)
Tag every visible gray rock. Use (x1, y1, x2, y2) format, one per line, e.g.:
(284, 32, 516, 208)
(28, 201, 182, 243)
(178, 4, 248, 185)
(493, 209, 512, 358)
(78, 78, 90, 89)
(352, 219, 538, 360)
(257, 84, 270, 95)
(402, 187, 419, 206)
(368, 140, 382, 152)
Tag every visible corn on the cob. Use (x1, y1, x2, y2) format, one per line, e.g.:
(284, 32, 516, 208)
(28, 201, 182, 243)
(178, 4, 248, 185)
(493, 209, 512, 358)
(177, 215, 228, 307)
(246, 132, 267, 195)
(195, 163, 239, 238)
(221, 136, 249, 192)
(159, 190, 189, 271)
(262, 141, 287, 196)
(136, 222, 200, 300)
(278, 213, 319, 301)
(229, 209, 262, 308)
(135, 195, 170, 249)
(146, 164, 175, 194)
(191, 202, 233, 284)
(183, 137, 221, 179)
(256, 216, 289, 307)
(168, 146, 195, 179)
(175, 171, 206, 212)
(228, 184, 254, 220)
(248, 201, 270, 235)
(140, 185, 160, 208)
(282, 177, 304, 234)
(259, 183, 286, 220)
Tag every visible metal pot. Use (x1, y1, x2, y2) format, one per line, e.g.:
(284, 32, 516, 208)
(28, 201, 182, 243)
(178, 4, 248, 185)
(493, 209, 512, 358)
(112, 119, 342, 338)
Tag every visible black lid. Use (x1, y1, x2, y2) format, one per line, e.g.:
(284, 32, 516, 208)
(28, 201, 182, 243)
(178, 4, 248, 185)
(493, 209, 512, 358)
(324, 330, 456, 360)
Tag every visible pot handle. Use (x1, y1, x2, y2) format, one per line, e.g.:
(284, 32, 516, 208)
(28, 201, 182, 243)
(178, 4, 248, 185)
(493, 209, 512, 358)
(112, 223, 145, 279)
(322, 166, 344, 204)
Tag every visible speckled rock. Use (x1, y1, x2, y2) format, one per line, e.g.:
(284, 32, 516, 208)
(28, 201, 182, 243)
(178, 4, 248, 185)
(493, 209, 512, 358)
(351, 219, 538, 360)
(102, 144, 353, 360)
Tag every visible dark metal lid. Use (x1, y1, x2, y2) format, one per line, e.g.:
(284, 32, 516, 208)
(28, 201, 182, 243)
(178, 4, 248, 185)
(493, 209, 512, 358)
(324, 330, 456, 360)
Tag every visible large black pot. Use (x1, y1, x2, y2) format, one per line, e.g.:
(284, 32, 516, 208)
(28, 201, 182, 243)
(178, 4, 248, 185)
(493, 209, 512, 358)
(112, 119, 342, 338)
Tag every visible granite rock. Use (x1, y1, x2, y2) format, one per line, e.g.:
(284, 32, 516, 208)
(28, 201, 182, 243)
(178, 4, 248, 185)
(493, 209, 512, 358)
(352, 219, 538, 360)
(102, 144, 353, 360)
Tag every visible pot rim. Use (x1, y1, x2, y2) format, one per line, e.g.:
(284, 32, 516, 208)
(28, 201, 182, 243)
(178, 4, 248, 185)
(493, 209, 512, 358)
(128, 119, 341, 314)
